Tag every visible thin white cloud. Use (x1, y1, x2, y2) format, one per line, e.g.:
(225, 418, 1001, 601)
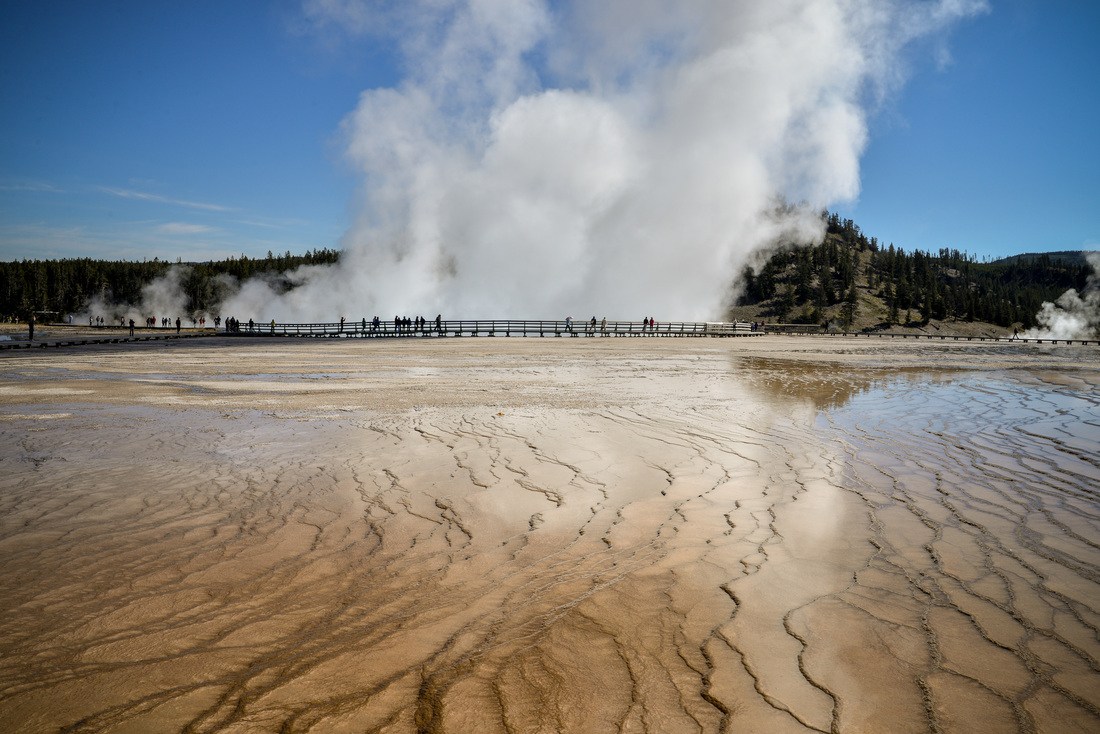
(157, 222, 217, 235)
(0, 223, 138, 260)
(0, 221, 285, 263)
(0, 181, 64, 193)
(236, 216, 311, 230)
(99, 186, 233, 212)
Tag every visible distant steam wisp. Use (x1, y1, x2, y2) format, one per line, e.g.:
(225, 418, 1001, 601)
(1023, 253, 1100, 340)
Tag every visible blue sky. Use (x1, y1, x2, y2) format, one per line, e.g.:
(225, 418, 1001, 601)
(1, 0, 1096, 263)
(0, 1, 392, 261)
(838, 0, 1100, 259)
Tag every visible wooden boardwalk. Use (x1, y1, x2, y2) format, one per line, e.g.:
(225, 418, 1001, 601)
(3, 320, 1096, 350)
(0, 330, 209, 351)
(222, 319, 760, 339)
(224, 319, 1099, 345)
(764, 327, 1100, 347)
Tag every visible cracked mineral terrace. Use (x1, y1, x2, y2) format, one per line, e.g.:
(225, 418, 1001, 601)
(0, 337, 1097, 733)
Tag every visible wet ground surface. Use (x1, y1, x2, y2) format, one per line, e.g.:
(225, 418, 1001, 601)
(1, 337, 1097, 732)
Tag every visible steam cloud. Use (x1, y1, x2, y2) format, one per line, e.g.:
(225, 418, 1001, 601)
(1023, 253, 1100, 340)
(77, 266, 217, 326)
(216, 0, 987, 321)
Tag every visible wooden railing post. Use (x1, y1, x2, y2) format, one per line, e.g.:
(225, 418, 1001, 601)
(219, 318, 772, 340)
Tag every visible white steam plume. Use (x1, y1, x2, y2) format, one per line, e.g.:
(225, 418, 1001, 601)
(75, 265, 212, 326)
(1023, 253, 1100, 340)
(223, 0, 986, 322)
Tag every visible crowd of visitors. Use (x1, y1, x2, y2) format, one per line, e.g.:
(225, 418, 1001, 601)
(18, 312, 773, 344)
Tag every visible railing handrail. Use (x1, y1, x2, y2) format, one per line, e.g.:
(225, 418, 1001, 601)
(219, 318, 762, 337)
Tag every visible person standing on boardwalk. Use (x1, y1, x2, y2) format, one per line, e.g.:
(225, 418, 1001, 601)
(128, 318, 135, 336)
(600, 317, 607, 334)
(175, 317, 181, 334)
(436, 314, 442, 333)
(28, 313, 34, 342)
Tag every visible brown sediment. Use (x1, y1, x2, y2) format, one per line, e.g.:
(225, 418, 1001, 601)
(0, 336, 1097, 732)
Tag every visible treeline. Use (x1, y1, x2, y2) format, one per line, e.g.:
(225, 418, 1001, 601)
(1, 249, 340, 321)
(737, 212, 1090, 328)
(4, 220, 1090, 328)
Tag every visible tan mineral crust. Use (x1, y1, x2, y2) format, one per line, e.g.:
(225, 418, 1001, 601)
(1, 335, 1097, 733)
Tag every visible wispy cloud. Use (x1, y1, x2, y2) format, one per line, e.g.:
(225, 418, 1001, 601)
(0, 181, 64, 193)
(0, 222, 244, 262)
(0, 218, 324, 263)
(99, 186, 233, 212)
(157, 222, 217, 235)
(236, 216, 311, 230)
(0, 223, 137, 260)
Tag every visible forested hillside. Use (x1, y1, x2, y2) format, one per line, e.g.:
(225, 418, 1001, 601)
(1, 249, 339, 320)
(732, 213, 1092, 330)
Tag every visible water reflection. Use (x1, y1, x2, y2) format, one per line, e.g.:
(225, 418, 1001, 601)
(730, 355, 950, 411)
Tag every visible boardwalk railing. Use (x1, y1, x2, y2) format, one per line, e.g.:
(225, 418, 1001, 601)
(763, 325, 1099, 346)
(223, 319, 761, 338)
(4, 321, 1096, 350)
(0, 331, 209, 351)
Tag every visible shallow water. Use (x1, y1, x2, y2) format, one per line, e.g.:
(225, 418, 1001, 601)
(0, 338, 1097, 732)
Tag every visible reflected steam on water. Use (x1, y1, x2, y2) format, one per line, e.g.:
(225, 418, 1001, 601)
(0, 339, 1097, 732)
